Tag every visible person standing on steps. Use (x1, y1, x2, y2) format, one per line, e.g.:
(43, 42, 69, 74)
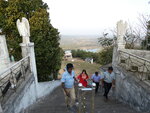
(91, 72, 101, 93)
(77, 70, 89, 87)
(61, 63, 77, 111)
(101, 67, 115, 100)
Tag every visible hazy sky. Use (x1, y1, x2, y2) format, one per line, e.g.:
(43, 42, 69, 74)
(43, 0, 150, 35)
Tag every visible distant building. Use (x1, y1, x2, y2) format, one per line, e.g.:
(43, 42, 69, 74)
(85, 58, 93, 64)
(64, 50, 72, 60)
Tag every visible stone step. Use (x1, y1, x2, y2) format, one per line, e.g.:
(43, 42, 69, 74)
(25, 87, 144, 113)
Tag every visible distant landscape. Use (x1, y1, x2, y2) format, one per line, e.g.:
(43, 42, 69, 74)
(60, 35, 103, 51)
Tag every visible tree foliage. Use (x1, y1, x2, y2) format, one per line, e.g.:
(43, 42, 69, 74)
(96, 47, 113, 65)
(72, 47, 113, 65)
(98, 33, 114, 47)
(0, 0, 63, 81)
(72, 50, 94, 60)
(142, 20, 150, 50)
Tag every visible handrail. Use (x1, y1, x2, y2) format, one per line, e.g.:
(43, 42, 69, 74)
(118, 50, 150, 81)
(0, 56, 31, 97)
(119, 50, 150, 63)
(0, 56, 30, 76)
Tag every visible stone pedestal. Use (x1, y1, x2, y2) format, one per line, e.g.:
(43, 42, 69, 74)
(28, 43, 39, 98)
(117, 36, 125, 49)
(20, 42, 38, 82)
(20, 42, 39, 98)
(20, 43, 29, 58)
(0, 35, 10, 73)
(28, 43, 38, 83)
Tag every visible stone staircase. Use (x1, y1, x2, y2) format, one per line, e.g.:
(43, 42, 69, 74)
(24, 86, 144, 113)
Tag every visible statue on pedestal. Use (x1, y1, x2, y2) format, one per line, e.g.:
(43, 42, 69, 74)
(117, 20, 127, 49)
(16, 17, 30, 44)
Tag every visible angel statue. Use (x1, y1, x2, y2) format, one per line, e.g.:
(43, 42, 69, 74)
(16, 17, 30, 44)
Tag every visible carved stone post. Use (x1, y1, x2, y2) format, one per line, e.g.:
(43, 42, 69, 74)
(28, 43, 38, 83)
(20, 42, 39, 98)
(0, 34, 10, 74)
(113, 20, 127, 66)
(20, 42, 38, 81)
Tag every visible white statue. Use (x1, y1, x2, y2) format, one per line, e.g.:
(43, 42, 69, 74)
(16, 17, 30, 44)
(117, 20, 127, 37)
(117, 20, 127, 49)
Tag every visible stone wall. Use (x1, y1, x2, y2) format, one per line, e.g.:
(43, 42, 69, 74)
(113, 20, 150, 112)
(112, 45, 150, 112)
(114, 67, 150, 112)
(2, 74, 61, 113)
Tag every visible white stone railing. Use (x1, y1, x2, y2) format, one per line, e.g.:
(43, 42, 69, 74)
(0, 56, 31, 97)
(118, 50, 150, 81)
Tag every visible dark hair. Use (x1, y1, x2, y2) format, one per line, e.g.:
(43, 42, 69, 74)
(81, 69, 88, 76)
(95, 72, 98, 75)
(66, 63, 74, 70)
(108, 66, 113, 71)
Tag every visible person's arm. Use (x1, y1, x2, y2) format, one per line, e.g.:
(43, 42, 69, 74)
(91, 75, 94, 82)
(101, 74, 104, 87)
(101, 78, 104, 86)
(73, 71, 78, 82)
(62, 83, 70, 97)
(112, 80, 115, 85)
(61, 73, 70, 97)
(73, 76, 78, 82)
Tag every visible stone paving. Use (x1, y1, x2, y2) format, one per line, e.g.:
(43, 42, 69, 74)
(26, 86, 144, 113)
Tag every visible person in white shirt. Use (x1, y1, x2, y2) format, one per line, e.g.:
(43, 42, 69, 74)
(101, 67, 115, 99)
(91, 72, 101, 93)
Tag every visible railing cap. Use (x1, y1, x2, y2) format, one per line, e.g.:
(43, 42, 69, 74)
(0, 56, 30, 76)
(119, 50, 150, 63)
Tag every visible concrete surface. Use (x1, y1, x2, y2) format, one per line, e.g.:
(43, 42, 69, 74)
(25, 86, 145, 113)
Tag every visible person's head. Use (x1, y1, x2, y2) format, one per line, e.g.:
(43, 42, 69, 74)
(81, 69, 88, 75)
(95, 72, 99, 76)
(108, 67, 113, 74)
(66, 63, 74, 73)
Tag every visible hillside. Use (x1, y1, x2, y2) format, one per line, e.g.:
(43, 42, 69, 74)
(60, 35, 102, 50)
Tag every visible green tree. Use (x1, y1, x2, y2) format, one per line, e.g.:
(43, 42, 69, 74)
(0, 0, 63, 81)
(96, 47, 113, 65)
(141, 21, 150, 50)
(71, 48, 113, 65)
(98, 33, 114, 47)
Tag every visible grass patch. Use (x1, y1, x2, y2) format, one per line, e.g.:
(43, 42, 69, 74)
(58, 59, 101, 79)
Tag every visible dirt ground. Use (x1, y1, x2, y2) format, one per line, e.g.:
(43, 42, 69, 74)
(58, 58, 101, 79)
